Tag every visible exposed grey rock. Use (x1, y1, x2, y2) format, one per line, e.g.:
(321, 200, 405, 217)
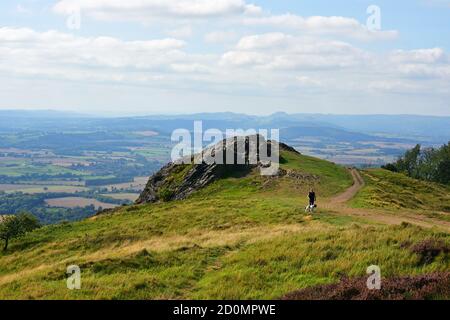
(136, 135, 297, 204)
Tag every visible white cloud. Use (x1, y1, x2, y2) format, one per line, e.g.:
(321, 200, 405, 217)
(221, 33, 369, 70)
(367, 80, 421, 93)
(243, 13, 399, 41)
(1, 26, 449, 115)
(397, 63, 450, 79)
(165, 25, 193, 38)
(388, 48, 450, 79)
(170, 63, 211, 73)
(0, 27, 209, 84)
(53, 0, 262, 22)
(295, 76, 322, 87)
(220, 50, 269, 66)
(235, 32, 292, 50)
(390, 48, 446, 64)
(204, 31, 239, 44)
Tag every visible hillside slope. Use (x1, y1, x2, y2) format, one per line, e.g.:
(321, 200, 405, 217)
(0, 147, 448, 299)
(351, 169, 450, 221)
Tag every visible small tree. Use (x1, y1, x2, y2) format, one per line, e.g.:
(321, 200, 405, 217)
(402, 144, 421, 177)
(437, 158, 450, 184)
(0, 213, 40, 251)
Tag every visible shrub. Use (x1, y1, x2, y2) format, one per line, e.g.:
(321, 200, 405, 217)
(281, 272, 450, 300)
(158, 187, 175, 201)
(410, 239, 449, 265)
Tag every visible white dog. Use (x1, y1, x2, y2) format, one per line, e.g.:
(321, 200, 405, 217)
(305, 204, 316, 213)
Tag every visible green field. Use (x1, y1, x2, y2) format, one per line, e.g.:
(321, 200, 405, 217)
(0, 161, 83, 177)
(2, 185, 88, 194)
(101, 193, 140, 201)
(0, 150, 448, 299)
(45, 197, 119, 210)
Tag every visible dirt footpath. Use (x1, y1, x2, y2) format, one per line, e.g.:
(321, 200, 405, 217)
(322, 169, 450, 232)
(331, 169, 365, 204)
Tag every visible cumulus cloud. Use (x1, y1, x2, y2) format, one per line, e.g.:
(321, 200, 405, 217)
(397, 63, 450, 79)
(1, 1, 448, 115)
(204, 31, 239, 44)
(243, 13, 399, 41)
(165, 25, 193, 38)
(52, 2, 397, 41)
(221, 33, 369, 70)
(0, 27, 216, 86)
(390, 48, 447, 64)
(295, 75, 322, 87)
(388, 48, 450, 79)
(367, 80, 421, 93)
(0, 25, 449, 113)
(53, 0, 262, 22)
(235, 32, 293, 50)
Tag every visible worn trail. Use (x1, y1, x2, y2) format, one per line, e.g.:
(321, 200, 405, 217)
(322, 169, 450, 232)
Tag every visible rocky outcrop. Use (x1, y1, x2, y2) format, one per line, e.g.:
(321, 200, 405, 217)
(136, 135, 298, 204)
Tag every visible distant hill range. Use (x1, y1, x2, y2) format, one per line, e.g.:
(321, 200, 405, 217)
(0, 110, 449, 166)
(0, 110, 448, 143)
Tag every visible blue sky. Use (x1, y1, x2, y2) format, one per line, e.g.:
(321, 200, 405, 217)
(0, 0, 449, 115)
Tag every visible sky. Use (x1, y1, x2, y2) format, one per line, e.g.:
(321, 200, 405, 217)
(0, 0, 449, 116)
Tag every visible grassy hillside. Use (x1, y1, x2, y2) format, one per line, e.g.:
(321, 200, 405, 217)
(0, 150, 448, 299)
(191, 150, 353, 201)
(351, 169, 450, 214)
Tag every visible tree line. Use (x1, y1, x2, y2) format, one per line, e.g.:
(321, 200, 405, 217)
(382, 142, 450, 185)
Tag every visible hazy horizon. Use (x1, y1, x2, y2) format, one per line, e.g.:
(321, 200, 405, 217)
(2, 108, 450, 118)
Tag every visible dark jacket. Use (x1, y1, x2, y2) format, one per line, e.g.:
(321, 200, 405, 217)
(308, 192, 316, 204)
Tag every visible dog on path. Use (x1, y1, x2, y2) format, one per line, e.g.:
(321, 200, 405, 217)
(305, 204, 317, 213)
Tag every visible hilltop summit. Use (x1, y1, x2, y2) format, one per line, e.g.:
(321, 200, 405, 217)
(136, 135, 298, 204)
